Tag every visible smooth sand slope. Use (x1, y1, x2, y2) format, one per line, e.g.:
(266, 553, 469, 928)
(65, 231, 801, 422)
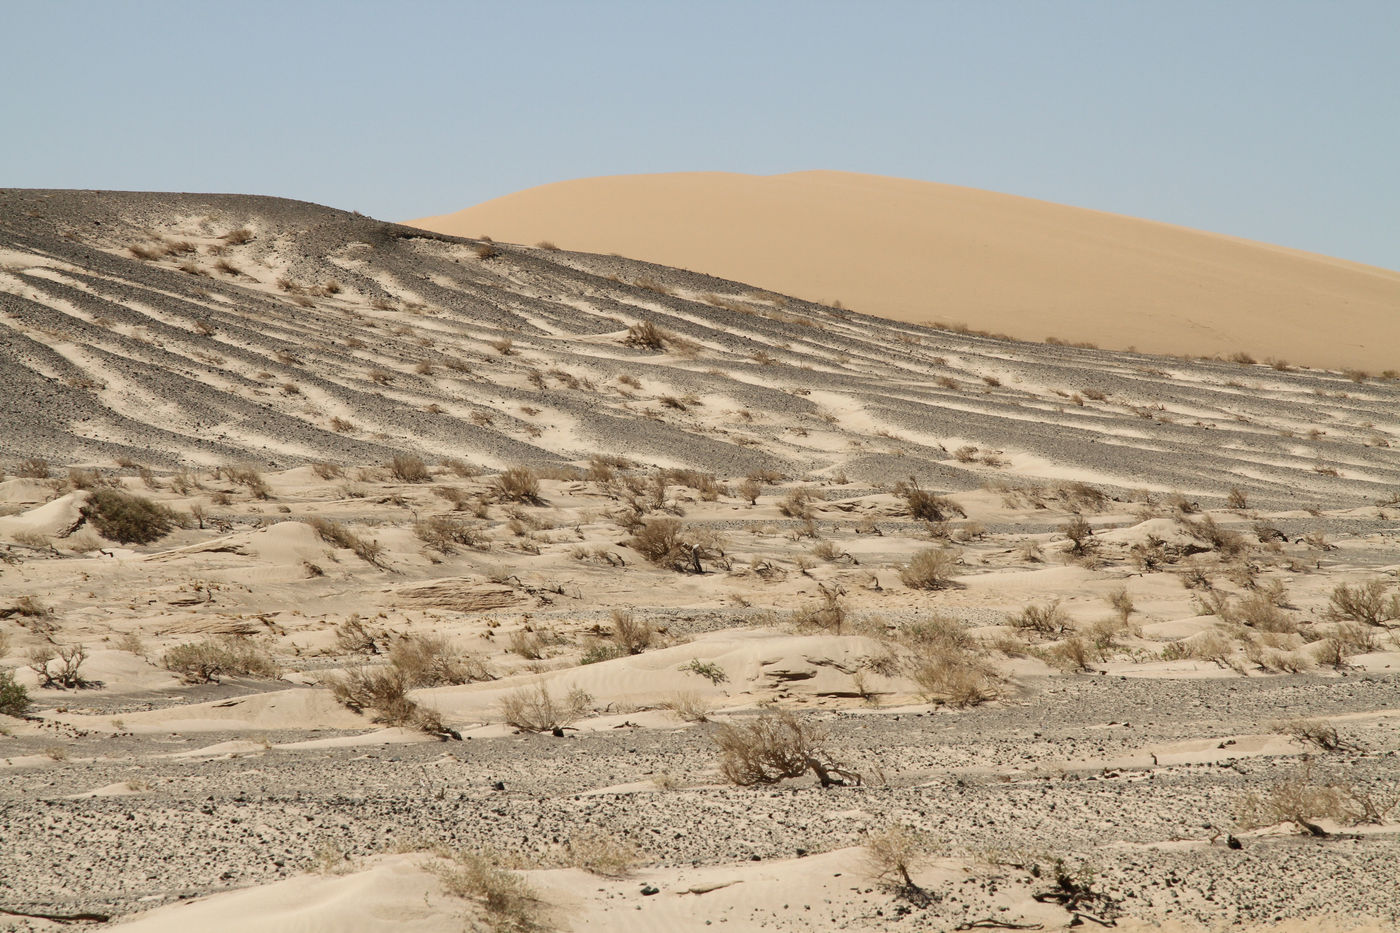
(410, 171, 1400, 372)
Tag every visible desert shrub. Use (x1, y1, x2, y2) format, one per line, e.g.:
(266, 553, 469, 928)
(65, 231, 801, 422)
(610, 610, 655, 654)
(622, 321, 668, 350)
(567, 828, 641, 877)
(499, 683, 591, 733)
(67, 467, 103, 489)
(902, 618, 998, 707)
(1226, 487, 1249, 509)
(1236, 592, 1297, 633)
(221, 227, 254, 245)
(628, 518, 727, 573)
(414, 516, 489, 554)
(865, 825, 935, 904)
(81, 489, 182, 544)
(304, 517, 385, 567)
(1105, 586, 1134, 623)
(893, 479, 965, 522)
(663, 691, 712, 723)
(1012, 599, 1072, 635)
(329, 665, 457, 738)
(27, 644, 89, 688)
(777, 486, 824, 519)
(1187, 515, 1248, 558)
(473, 242, 501, 260)
(221, 464, 271, 499)
(390, 634, 489, 687)
(737, 477, 761, 505)
(429, 851, 543, 932)
(388, 454, 431, 483)
(681, 659, 728, 684)
(1, 596, 51, 621)
(789, 584, 848, 633)
(712, 710, 861, 787)
(1273, 718, 1346, 752)
(1048, 635, 1095, 672)
(334, 615, 384, 655)
(163, 637, 278, 684)
(0, 668, 30, 717)
(15, 457, 51, 478)
(1061, 516, 1096, 557)
(898, 548, 960, 590)
(492, 467, 542, 504)
(1328, 579, 1399, 625)
(1235, 764, 1357, 835)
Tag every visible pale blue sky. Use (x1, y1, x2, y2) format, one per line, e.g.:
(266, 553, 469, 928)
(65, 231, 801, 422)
(3, 1, 1396, 269)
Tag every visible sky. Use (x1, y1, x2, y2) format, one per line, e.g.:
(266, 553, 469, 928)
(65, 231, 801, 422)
(3, 1, 1396, 270)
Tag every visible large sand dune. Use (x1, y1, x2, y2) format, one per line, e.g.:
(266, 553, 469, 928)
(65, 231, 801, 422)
(410, 171, 1400, 372)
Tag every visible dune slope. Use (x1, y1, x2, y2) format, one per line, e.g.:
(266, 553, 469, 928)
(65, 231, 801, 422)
(410, 171, 1400, 372)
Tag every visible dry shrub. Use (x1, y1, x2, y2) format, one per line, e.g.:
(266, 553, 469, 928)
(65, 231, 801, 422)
(865, 825, 935, 902)
(894, 478, 965, 522)
(499, 683, 591, 733)
(664, 691, 712, 722)
(335, 615, 385, 655)
(1105, 586, 1134, 623)
(712, 709, 861, 787)
(221, 463, 271, 499)
(1012, 599, 1071, 635)
(311, 461, 343, 480)
(492, 467, 542, 504)
(898, 548, 960, 590)
(67, 467, 103, 489)
(1061, 516, 1096, 556)
(628, 518, 727, 573)
(1048, 635, 1095, 672)
(623, 321, 668, 351)
(14, 457, 50, 479)
(429, 851, 543, 932)
(1327, 580, 1399, 625)
(1273, 718, 1346, 752)
(415, 516, 489, 553)
(389, 454, 431, 483)
(473, 242, 501, 260)
(567, 829, 641, 877)
(1187, 515, 1248, 558)
(1236, 593, 1297, 633)
(777, 486, 824, 519)
(610, 609, 655, 654)
(304, 517, 385, 567)
(901, 618, 998, 707)
(163, 637, 278, 684)
(27, 644, 89, 689)
(737, 477, 762, 505)
(789, 584, 847, 633)
(81, 489, 183, 544)
(329, 666, 457, 738)
(389, 634, 489, 686)
(1235, 764, 1362, 836)
(221, 227, 254, 245)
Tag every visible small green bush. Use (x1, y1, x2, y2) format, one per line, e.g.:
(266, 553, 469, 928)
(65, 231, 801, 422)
(163, 638, 279, 683)
(0, 668, 30, 717)
(82, 489, 183, 544)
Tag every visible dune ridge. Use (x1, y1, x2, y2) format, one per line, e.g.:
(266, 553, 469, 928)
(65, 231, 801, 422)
(410, 171, 1400, 372)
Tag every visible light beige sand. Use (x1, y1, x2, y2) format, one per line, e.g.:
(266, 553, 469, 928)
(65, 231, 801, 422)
(410, 171, 1400, 372)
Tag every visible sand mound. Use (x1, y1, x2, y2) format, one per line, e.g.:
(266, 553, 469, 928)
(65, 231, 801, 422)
(410, 171, 1400, 371)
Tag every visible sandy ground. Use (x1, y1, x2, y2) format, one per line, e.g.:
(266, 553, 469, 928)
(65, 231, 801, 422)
(2, 462, 1398, 932)
(0, 189, 1398, 932)
(408, 171, 1400, 372)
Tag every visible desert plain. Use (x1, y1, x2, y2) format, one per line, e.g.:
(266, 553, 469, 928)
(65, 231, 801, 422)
(0, 188, 1397, 932)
